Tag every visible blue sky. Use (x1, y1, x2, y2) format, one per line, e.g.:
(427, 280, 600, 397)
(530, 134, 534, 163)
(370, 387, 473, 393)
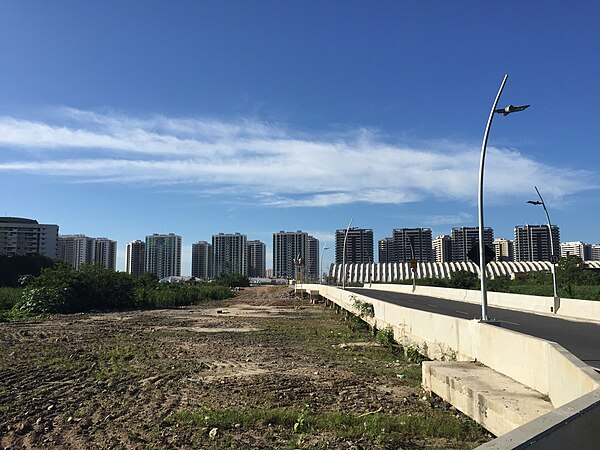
(1, 1, 598, 274)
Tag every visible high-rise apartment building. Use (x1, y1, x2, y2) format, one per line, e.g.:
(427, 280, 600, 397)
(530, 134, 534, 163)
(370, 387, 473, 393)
(493, 238, 514, 262)
(57, 235, 117, 270)
(335, 228, 373, 264)
(191, 241, 213, 279)
(391, 228, 433, 262)
(212, 233, 247, 277)
(273, 231, 308, 279)
(514, 225, 560, 262)
(591, 244, 600, 261)
(560, 241, 589, 261)
(378, 237, 395, 263)
(246, 240, 266, 278)
(0, 217, 58, 258)
(306, 236, 320, 282)
(92, 238, 117, 271)
(145, 233, 182, 279)
(451, 227, 494, 262)
(432, 235, 453, 263)
(126, 240, 146, 276)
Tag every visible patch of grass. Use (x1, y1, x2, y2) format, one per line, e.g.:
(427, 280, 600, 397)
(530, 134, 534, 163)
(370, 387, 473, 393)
(0, 287, 23, 311)
(94, 343, 160, 379)
(169, 407, 487, 447)
(375, 326, 395, 349)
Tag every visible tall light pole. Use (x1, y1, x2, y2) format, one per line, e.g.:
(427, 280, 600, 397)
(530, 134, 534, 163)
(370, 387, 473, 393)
(478, 74, 529, 322)
(342, 218, 353, 289)
(527, 186, 559, 304)
(320, 243, 329, 284)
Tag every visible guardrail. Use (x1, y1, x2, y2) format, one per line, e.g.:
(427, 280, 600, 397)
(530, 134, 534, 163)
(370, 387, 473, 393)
(303, 284, 600, 449)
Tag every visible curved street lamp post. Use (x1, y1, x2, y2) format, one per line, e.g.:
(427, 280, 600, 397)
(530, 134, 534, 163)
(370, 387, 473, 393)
(478, 74, 529, 322)
(527, 186, 559, 310)
(342, 218, 353, 289)
(320, 243, 329, 284)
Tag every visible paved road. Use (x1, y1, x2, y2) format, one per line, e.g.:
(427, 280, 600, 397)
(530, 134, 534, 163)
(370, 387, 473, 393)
(348, 288, 600, 370)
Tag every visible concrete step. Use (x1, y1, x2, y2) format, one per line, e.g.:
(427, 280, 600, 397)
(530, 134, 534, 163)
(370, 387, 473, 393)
(422, 361, 554, 437)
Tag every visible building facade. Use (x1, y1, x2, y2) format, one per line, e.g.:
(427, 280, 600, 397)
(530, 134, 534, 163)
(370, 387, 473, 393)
(92, 238, 117, 271)
(591, 244, 600, 261)
(306, 236, 320, 282)
(0, 217, 58, 258)
(432, 235, 453, 263)
(335, 228, 374, 264)
(451, 227, 494, 262)
(560, 241, 589, 261)
(191, 241, 213, 279)
(273, 230, 308, 279)
(126, 240, 146, 276)
(378, 237, 395, 263)
(493, 238, 514, 262)
(246, 240, 266, 278)
(145, 233, 182, 279)
(391, 228, 433, 262)
(514, 225, 560, 262)
(212, 233, 247, 277)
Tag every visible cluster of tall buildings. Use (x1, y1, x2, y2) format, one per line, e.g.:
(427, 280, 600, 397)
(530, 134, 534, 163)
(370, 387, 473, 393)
(0, 217, 116, 270)
(126, 231, 319, 281)
(337, 225, 598, 265)
(3, 217, 600, 281)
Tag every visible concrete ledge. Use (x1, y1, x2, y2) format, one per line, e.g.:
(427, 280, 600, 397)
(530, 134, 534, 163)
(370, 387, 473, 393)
(367, 283, 600, 323)
(477, 388, 600, 449)
(423, 361, 553, 437)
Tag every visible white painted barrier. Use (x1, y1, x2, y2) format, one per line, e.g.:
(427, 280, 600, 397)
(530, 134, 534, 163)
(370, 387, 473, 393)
(367, 283, 600, 322)
(305, 284, 600, 449)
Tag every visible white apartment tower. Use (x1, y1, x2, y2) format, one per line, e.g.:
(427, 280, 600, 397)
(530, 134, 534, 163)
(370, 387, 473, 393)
(493, 238, 514, 262)
(145, 233, 182, 279)
(0, 217, 58, 258)
(92, 238, 117, 271)
(126, 240, 146, 276)
(432, 235, 453, 263)
(560, 241, 589, 261)
(57, 235, 117, 270)
(191, 241, 213, 280)
(212, 233, 247, 277)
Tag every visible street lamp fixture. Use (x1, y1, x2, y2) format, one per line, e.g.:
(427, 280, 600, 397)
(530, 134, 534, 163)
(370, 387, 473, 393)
(478, 74, 529, 322)
(320, 243, 329, 284)
(527, 186, 559, 310)
(342, 218, 353, 289)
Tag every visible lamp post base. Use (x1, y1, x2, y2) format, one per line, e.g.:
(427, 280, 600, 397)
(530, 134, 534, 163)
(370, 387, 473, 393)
(477, 318, 502, 326)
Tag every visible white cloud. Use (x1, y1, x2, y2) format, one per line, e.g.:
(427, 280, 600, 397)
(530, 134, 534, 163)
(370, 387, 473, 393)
(0, 108, 594, 207)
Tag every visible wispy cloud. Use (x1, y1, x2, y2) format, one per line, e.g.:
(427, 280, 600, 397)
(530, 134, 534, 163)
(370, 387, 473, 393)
(0, 108, 594, 207)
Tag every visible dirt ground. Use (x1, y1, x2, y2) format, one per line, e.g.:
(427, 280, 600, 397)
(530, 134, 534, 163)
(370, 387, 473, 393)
(0, 286, 490, 449)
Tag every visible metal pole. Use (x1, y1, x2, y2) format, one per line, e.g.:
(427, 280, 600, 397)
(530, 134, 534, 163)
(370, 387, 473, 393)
(342, 218, 353, 289)
(535, 186, 559, 299)
(320, 244, 328, 284)
(478, 74, 508, 322)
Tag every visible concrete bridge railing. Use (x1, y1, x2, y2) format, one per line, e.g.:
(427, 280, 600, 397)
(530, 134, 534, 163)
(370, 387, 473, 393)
(303, 284, 600, 449)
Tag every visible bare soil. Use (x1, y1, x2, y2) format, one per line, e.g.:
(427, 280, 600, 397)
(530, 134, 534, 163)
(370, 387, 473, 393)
(0, 286, 490, 449)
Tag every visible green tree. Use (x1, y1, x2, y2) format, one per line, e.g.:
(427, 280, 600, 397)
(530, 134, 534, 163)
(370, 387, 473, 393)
(448, 270, 478, 289)
(0, 254, 55, 287)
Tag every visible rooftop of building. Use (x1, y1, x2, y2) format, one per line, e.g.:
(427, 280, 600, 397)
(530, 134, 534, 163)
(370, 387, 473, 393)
(0, 217, 39, 224)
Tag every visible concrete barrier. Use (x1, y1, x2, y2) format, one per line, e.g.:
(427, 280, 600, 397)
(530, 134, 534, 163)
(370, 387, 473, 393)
(366, 283, 600, 322)
(305, 284, 600, 449)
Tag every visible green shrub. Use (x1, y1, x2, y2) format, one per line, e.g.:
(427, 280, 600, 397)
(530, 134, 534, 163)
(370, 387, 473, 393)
(375, 326, 395, 349)
(0, 287, 23, 311)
